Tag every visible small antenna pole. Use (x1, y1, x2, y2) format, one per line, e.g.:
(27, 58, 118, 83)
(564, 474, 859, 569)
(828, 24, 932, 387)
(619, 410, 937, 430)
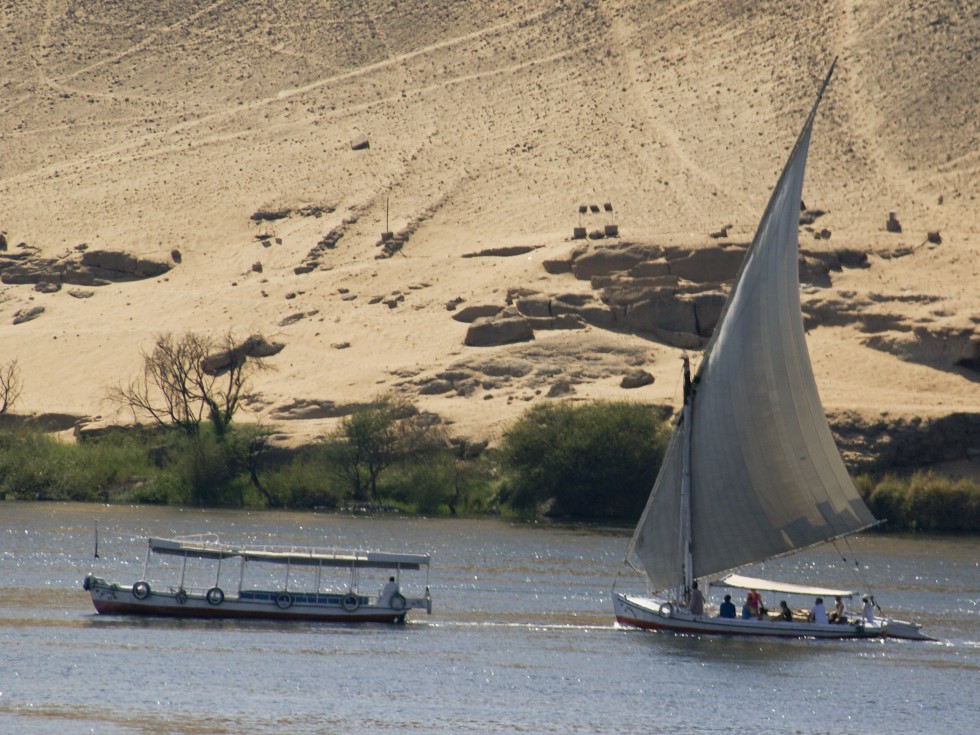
(94, 522, 100, 559)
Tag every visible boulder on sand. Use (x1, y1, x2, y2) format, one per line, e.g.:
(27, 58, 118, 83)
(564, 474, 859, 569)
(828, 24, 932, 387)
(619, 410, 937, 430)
(464, 315, 534, 347)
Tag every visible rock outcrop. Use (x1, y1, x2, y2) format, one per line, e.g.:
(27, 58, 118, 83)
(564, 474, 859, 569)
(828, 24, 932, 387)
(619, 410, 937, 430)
(831, 411, 980, 474)
(503, 241, 876, 350)
(202, 334, 285, 376)
(464, 312, 534, 347)
(803, 290, 978, 375)
(0, 246, 172, 286)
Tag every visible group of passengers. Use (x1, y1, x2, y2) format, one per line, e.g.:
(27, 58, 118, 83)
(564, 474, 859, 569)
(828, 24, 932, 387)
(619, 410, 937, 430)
(715, 588, 766, 620)
(805, 594, 876, 625)
(687, 582, 877, 625)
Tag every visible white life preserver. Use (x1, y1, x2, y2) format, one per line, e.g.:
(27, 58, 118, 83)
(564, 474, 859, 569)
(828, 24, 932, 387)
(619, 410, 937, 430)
(206, 587, 224, 606)
(342, 593, 360, 612)
(132, 581, 151, 600)
(659, 602, 674, 618)
(390, 593, 407, 611)
(275, 592, 293, 609)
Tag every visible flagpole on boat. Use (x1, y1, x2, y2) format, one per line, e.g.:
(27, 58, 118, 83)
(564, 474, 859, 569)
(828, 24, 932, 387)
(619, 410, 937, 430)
(94, 521, 99, 559)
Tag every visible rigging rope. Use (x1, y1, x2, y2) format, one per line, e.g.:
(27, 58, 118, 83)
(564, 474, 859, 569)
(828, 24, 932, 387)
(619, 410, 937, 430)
(831, 536, 884, 614)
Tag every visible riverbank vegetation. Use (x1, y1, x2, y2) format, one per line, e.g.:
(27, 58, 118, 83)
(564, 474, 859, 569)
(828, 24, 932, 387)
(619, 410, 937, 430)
(498, 401, 670, 520)
(1, 396, 977, 532)
(0, 393, 503, 515)
(855, 472, 980, 532)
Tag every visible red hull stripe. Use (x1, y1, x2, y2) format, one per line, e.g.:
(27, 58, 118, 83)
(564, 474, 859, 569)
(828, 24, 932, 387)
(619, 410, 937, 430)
(93, 599, 402, 624)
(615, 615, 880, 639)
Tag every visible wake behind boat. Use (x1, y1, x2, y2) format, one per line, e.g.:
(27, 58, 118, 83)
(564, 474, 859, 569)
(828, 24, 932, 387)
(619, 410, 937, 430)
(611, 60, 930, 642)
(84, 535, 432, 624)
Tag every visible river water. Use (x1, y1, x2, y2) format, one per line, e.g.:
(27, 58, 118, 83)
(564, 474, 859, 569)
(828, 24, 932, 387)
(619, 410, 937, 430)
(0, 503, 977, 734)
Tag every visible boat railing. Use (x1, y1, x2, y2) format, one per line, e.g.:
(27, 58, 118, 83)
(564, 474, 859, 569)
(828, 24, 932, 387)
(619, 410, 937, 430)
(160, 583, 372, 602)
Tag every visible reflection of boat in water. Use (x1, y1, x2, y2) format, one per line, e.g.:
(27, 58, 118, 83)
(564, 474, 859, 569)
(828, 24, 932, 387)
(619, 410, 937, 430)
(612, 61, 929, 641)
(84, 535, 432, 624)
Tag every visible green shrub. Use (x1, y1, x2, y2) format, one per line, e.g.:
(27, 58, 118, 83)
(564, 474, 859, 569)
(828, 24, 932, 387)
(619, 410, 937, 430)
(867, 474, 909, 528)
(906, 472, 980, 532)
(863, 471, 980, 532)
(259, 446, 345, 509)
(177, 434, 243, 507)
(0, 427, 158, 501)
(385, 456, 453, 515)
(499, 401, 670, 520)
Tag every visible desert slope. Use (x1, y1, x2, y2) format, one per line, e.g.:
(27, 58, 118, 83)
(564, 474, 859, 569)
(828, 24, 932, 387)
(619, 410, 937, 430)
(1, 1, 977, 457)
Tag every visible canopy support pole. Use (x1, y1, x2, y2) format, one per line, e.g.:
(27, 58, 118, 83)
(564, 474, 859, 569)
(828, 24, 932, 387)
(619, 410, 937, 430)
(140, 540, 151, 580)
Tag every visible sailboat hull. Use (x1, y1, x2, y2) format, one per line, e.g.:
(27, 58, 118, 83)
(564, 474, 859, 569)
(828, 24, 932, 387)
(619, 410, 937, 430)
(613, 593, 931, 640)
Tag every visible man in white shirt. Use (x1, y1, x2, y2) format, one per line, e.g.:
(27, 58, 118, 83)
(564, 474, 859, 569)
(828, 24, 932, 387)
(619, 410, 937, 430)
(379, 576, 399, 606)
(862, 595, 875, 623)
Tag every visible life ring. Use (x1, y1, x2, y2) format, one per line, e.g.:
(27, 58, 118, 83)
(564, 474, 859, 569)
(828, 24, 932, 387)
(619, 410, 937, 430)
(275, 592, 293, 609)
(132, 581, 151, 600)
(390, 592, 407, 611)
(342, 593, 360, 612)
(659, 602, 674, 618)
(175, 588, 188, 605)
(206, 587, 224, 606)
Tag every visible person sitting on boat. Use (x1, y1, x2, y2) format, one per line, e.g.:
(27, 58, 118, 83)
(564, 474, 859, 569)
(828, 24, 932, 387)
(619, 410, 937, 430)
(777, 600, 793, 621)
(809, 597, 828, 624)
(719, 594, 736, 618)
(829, 595, 848, 624)
(862, 595, 875, 624)
(378, 576, 399, 606)
(687, 580, 705, 616)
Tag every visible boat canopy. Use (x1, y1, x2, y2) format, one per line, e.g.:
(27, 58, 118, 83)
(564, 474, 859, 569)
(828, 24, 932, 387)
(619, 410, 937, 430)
(709, 573, 855, 599)
(148, 537, 430, 569)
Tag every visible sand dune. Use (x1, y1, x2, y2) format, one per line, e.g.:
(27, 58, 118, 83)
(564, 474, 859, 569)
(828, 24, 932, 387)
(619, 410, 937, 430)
(1, 1, 977, 458)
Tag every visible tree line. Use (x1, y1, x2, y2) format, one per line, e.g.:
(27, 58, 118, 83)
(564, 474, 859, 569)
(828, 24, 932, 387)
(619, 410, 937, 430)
(1, 335, 978, 530)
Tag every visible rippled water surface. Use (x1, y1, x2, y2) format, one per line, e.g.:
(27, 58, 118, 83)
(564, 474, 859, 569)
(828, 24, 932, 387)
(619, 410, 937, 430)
(1, 503, 977, 734)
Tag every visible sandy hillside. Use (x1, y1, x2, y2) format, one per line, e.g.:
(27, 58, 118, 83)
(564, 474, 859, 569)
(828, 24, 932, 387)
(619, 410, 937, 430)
(1, 1, 977, 456)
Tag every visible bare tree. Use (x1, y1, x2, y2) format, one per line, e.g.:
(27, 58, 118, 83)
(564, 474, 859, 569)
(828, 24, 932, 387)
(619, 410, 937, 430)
(111, 333, 205, 434)
(110, 332, 270, 437)
(1, 359, 22, 415)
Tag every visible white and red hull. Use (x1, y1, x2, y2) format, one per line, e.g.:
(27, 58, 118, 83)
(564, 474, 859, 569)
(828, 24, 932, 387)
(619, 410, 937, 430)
(613, 593, 931, 640)
(85, 575, 430, 624)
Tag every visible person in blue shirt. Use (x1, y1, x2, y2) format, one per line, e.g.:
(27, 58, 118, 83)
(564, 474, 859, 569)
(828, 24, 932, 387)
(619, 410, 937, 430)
(719, 594, 737, 618)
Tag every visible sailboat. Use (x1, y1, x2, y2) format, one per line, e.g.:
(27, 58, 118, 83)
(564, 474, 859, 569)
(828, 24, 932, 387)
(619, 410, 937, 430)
(611, 61, 930, 640)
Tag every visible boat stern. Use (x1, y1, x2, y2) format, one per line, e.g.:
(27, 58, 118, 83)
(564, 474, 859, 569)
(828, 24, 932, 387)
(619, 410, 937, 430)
(882, 618, 934, 641)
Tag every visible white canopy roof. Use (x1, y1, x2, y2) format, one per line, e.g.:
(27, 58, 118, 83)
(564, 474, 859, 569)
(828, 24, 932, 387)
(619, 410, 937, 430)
(148, 537, 430, 569)
(709, 574, 855, 598)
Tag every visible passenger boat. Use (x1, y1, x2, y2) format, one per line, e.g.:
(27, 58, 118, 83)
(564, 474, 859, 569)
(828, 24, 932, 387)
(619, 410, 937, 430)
(83, 535, 432, 623)
(611, 60, 930, 641)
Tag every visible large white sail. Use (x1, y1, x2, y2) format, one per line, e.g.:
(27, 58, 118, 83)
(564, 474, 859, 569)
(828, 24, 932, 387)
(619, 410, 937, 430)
(629, 62, 876, 593)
